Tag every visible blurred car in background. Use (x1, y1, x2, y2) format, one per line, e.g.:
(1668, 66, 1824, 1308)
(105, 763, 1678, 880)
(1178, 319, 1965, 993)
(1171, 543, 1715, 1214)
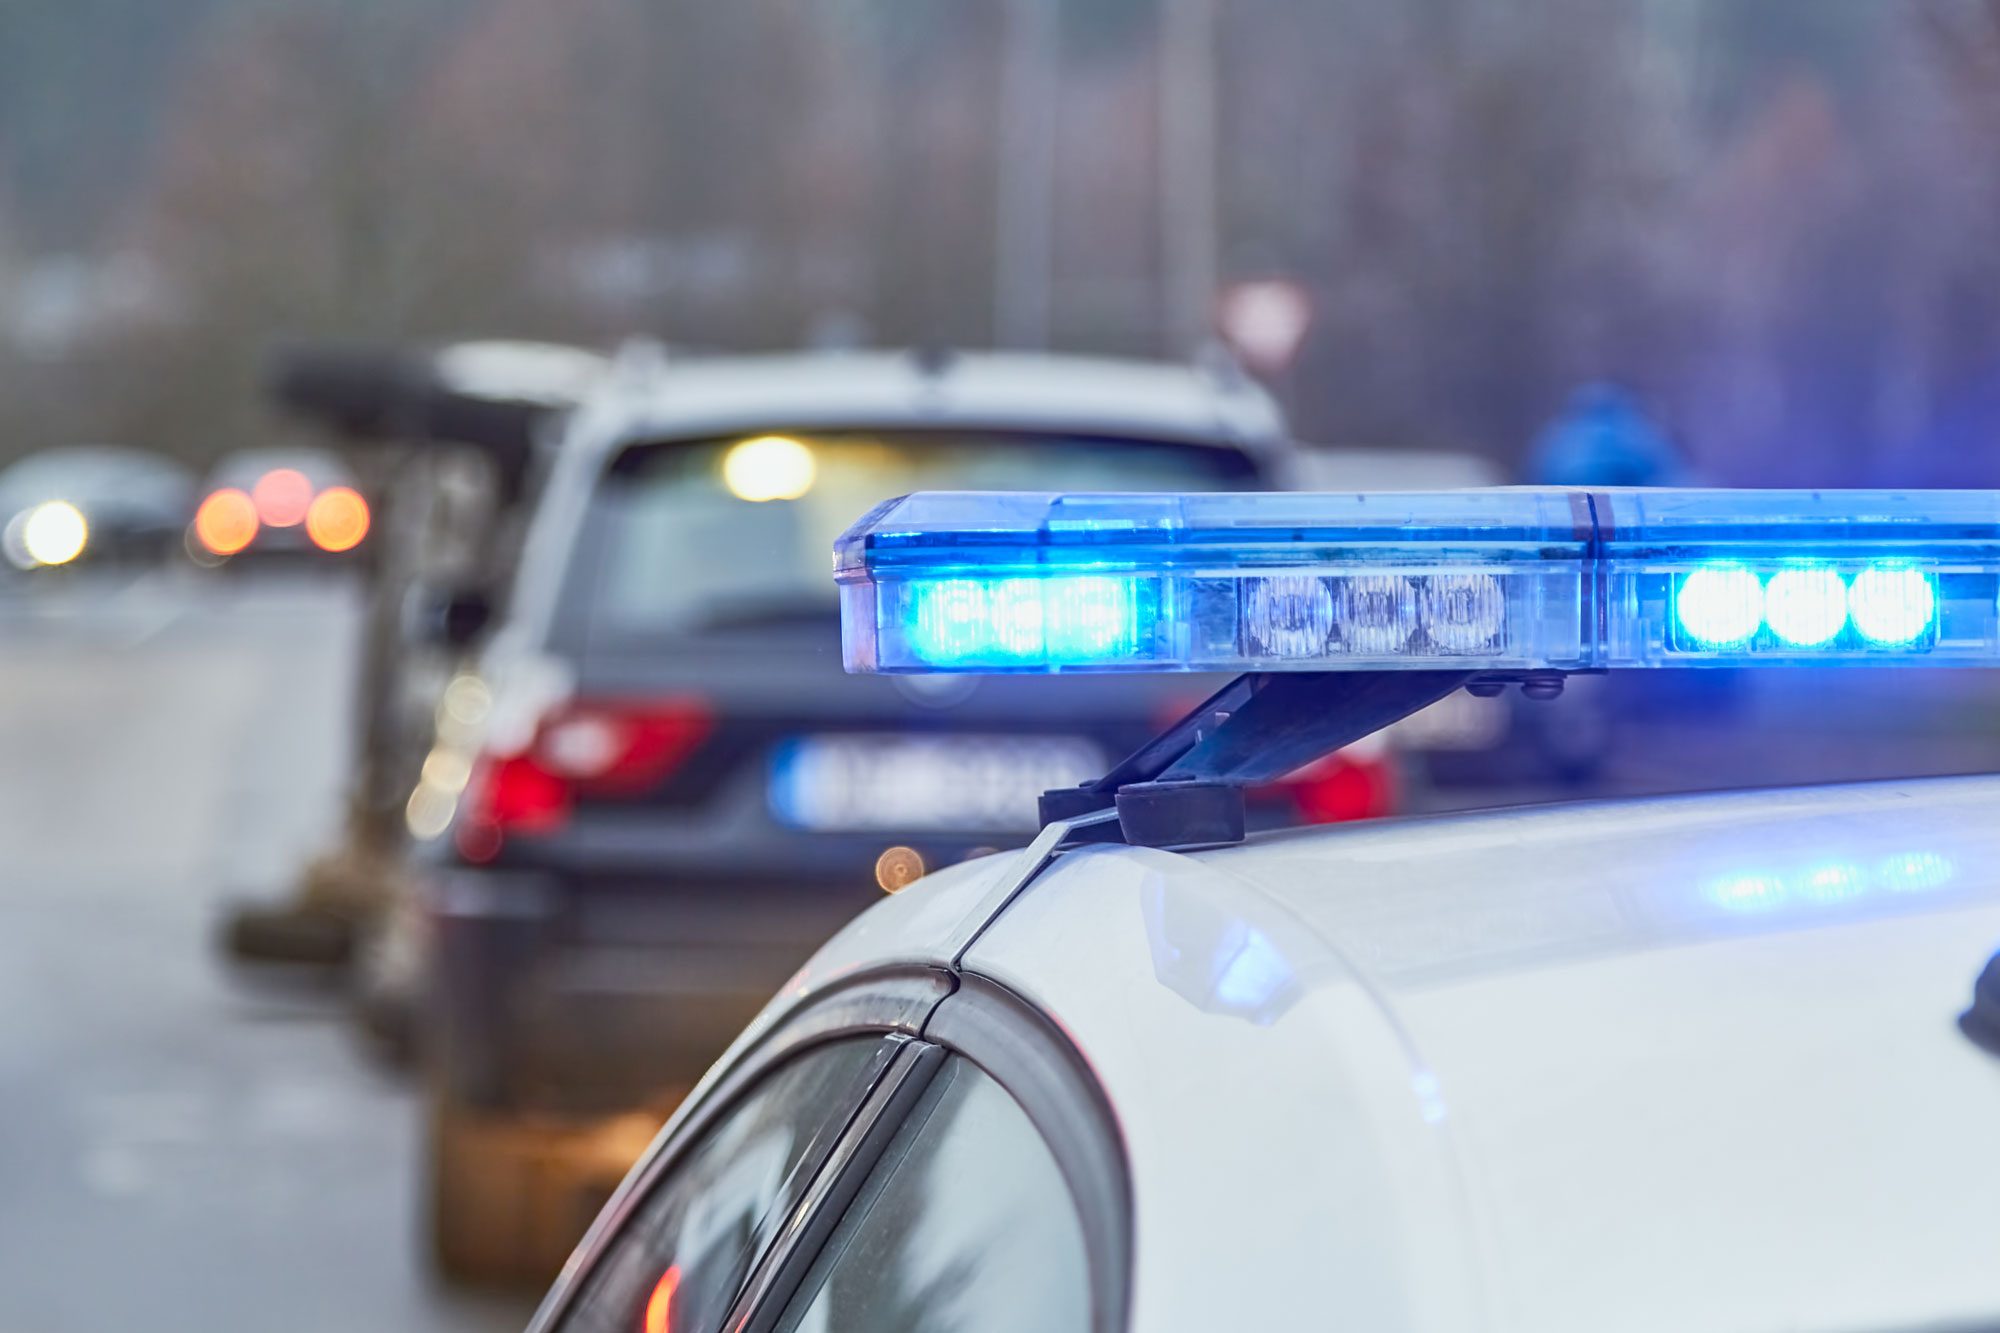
(0, 445, 195, 573)
(402, 347, 1411, 1282)
(189, 446, 371, 565)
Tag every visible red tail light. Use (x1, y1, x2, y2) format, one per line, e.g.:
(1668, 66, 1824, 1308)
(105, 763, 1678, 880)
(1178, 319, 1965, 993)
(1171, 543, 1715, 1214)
(456, 697, 712, 862)
(1255, 746, 1398, 824)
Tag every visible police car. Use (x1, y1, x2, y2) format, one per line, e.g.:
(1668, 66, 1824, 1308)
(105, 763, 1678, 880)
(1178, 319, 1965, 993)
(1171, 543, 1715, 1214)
(525, 487, 2000, 1333)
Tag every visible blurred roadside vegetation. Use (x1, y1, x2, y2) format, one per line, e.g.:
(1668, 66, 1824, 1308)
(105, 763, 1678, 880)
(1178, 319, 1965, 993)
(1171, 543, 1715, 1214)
(0, 0, 1996, 482)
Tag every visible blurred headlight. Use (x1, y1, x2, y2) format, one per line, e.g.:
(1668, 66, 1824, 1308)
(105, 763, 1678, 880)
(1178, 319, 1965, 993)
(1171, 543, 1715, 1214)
(14, 501, 89, 567)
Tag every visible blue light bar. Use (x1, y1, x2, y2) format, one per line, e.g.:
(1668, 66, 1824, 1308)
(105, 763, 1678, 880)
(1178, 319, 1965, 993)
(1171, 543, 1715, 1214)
(835, 489, 2000, 673)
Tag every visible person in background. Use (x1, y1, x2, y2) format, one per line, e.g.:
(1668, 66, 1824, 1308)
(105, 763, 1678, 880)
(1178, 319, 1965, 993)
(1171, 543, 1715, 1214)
(1527, 381, 1689, 487)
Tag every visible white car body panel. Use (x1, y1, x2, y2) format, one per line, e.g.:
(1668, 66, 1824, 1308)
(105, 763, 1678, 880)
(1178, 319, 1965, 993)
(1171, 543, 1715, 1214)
(784, 776, 2000, 1331)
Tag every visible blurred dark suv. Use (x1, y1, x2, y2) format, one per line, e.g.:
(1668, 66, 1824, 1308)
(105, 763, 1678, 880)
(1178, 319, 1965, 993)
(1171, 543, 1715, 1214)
(405, 349, 1405, 1280)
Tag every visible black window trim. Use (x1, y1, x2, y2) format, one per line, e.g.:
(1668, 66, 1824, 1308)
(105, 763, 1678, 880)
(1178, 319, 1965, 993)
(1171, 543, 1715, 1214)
(723, 1041, 950, 1331)
(918, 972, 1133, 1333)
(527, 961, 1133, 1333)
(731, 970, 1133, 1333)
(524, 965, 952, 1333)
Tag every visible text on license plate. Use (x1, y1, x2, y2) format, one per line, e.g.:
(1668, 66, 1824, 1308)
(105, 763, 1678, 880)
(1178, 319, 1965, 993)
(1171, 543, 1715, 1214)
(770, 734, 1105, 832)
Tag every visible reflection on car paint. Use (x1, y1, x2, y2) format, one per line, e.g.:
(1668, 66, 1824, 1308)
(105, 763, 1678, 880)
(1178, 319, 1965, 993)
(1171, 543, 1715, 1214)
(1143, 877, 1303, 1025)
(1704, 851, 1957, 916)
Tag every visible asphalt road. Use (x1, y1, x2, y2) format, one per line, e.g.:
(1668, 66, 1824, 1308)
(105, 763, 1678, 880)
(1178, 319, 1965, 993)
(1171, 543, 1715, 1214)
(0, 568, 532, 1333)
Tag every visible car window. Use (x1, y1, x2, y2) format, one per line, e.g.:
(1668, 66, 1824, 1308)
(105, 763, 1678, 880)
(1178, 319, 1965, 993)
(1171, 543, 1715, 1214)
(773, 1056, 1090, 1333)
(554, 1038, 891, 1333)
(564, 430, 1258, 651)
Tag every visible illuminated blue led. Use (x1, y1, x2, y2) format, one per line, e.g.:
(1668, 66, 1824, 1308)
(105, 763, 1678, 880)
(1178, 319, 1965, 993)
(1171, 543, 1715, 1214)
(1042, 575, 1139, 660)
(1763, 566, 1849, 647)
(1848, 564, 1936, 646)
(836, 488, 2000, 673)
(1675, 564, 1764, 647)
(908, 578, 993, 665)
(906, 574, 1140, 667)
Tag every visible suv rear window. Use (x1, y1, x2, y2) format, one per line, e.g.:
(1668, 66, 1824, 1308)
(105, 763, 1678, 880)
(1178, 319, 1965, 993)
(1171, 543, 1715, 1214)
(559, 430, 1259, 652)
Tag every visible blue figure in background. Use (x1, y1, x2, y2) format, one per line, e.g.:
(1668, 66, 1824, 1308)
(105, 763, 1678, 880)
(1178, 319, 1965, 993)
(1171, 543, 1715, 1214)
(1528, 382, 1688, 487)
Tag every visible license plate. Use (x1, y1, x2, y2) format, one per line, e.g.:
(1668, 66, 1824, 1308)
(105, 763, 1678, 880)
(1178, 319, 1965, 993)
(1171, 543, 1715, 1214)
(770, 735, 1105, 832)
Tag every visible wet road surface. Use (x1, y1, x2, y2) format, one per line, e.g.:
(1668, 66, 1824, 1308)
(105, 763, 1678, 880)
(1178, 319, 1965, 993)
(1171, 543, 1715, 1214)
(0, 569, 532, 1333)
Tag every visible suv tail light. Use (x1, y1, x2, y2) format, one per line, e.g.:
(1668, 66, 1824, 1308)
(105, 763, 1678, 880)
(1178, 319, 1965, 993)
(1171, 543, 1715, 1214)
(1155, 694, 1397, 825)
(1253, 738, 1398, 824)
(456, 697, 712, 862)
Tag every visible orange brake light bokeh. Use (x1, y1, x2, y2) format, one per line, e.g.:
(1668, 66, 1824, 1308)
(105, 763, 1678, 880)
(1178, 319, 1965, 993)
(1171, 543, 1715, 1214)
(305, 486, 370, 553)
(251, 468, 313, 527)
(194, 488, 260, 556)
(643, 1266, 681, 1333)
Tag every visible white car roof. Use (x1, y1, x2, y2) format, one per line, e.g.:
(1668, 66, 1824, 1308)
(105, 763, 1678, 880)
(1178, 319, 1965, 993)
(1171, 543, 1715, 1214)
(774, 775, 2000, 1333)
(567, 348, 1288, 454)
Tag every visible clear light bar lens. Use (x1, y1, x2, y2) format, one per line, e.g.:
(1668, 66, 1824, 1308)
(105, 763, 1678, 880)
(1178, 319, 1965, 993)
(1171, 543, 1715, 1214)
(838, 489, 2000, 673)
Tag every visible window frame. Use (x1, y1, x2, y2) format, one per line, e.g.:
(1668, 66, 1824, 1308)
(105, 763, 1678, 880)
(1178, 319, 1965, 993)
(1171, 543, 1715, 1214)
(546, 427, 1266, 656)
(527, 964, 1133, 1333)
(524, 966, 952, 1333)
(729, 971, 1133, 1333)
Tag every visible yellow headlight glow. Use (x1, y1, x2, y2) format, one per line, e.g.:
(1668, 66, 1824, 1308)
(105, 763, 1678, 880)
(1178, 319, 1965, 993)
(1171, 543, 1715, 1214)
(722, 435, 817, 503)
(21, 501, 88, 566)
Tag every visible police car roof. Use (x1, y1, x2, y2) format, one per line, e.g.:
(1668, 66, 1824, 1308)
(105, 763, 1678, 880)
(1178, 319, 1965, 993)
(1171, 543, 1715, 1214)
(576, 348, 1288, 452)
(801, 775, 2000, 1332)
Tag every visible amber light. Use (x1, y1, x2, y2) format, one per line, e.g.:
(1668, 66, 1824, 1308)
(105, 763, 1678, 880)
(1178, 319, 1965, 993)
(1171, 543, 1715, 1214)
(644, 1266, 681, 1333)
(194, 489, 260, 556)
(305, 486, 370, 552)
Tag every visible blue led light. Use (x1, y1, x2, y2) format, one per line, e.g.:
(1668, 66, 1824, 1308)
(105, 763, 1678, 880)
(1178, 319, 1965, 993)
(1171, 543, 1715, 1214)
(1764, 565, 1849, 647)
(906, 574, 1140, 667)
(1675, 563, 1764, 647)
(1042, 575, 1139, 660)
(1849, 564, 1936, 646)
(835, 489, 2000, 673)
(907, 578, 992, 665)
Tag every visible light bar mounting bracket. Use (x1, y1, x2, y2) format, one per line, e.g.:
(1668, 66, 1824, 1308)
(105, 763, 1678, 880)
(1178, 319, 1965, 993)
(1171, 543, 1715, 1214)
(1039, 669, 1574, 850)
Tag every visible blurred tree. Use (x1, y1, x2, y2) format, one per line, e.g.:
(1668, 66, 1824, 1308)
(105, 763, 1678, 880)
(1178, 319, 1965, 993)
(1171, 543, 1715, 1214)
(0, 0, 1993, 487)
(1220, 0, 1690, 459)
